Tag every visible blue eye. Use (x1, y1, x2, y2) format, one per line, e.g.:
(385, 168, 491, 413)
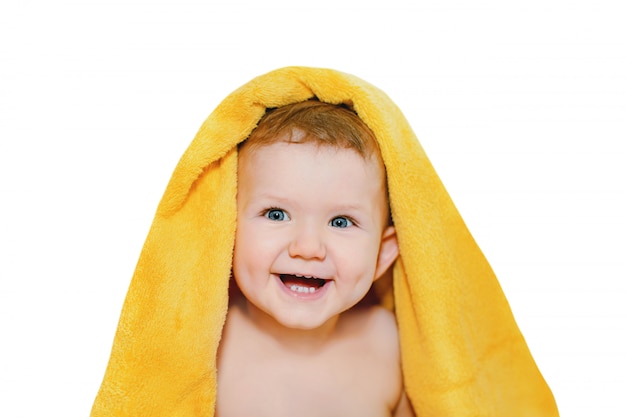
(330, 216, 353, 228)
(265, 209, 290, 221)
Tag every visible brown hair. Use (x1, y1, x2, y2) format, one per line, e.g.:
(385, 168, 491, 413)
(240, 99, 381, 160)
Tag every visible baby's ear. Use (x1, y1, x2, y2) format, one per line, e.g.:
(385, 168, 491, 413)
(374, 226, 399, 281)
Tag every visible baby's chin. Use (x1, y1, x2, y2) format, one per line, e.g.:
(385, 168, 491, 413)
(274, 314, 339, 331)
(267, 301, 365, 334)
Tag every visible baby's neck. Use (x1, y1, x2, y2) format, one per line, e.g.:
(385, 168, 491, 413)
(238, 299, 341, 354)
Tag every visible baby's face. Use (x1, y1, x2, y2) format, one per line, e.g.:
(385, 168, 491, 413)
(233, 141, 397, 330)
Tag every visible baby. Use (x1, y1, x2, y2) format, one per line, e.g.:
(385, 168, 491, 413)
(216, 100, 413, 417)
(91, 67, 558, 417)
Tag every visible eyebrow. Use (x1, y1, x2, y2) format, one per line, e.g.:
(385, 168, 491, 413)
(330, 203, 369, 212)
(248, 193, 292, 205)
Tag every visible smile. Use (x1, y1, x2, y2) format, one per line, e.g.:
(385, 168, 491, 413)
(279, 274, 328, 294)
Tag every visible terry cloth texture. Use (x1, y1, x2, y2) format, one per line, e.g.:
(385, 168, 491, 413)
(91, 66, 558, 417)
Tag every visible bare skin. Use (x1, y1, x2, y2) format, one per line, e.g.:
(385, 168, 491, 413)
(216, 141, 415, 416)
(216, 296, 414, 417)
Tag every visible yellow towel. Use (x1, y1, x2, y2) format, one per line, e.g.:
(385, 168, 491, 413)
(91, 67, 558, 416)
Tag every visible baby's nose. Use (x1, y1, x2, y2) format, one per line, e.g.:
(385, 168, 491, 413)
(288, 224, 326, 260)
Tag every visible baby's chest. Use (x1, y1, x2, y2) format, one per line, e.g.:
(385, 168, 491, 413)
(217, 353, 394, 417)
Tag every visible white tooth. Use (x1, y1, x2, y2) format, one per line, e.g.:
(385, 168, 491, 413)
(288, 284, 317, 293)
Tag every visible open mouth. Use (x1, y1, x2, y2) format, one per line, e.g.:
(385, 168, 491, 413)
(279, 274, 328, 294)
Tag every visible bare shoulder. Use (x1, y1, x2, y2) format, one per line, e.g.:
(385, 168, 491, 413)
(356, 308, 416, 417)
(341, 305, 409, 414)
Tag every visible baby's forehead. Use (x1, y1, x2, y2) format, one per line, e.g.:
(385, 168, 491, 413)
(239, 138, 386, 179)
(238, 140, 390, 212)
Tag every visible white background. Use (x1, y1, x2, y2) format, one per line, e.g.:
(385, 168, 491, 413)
(1, 1, 624, 415)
